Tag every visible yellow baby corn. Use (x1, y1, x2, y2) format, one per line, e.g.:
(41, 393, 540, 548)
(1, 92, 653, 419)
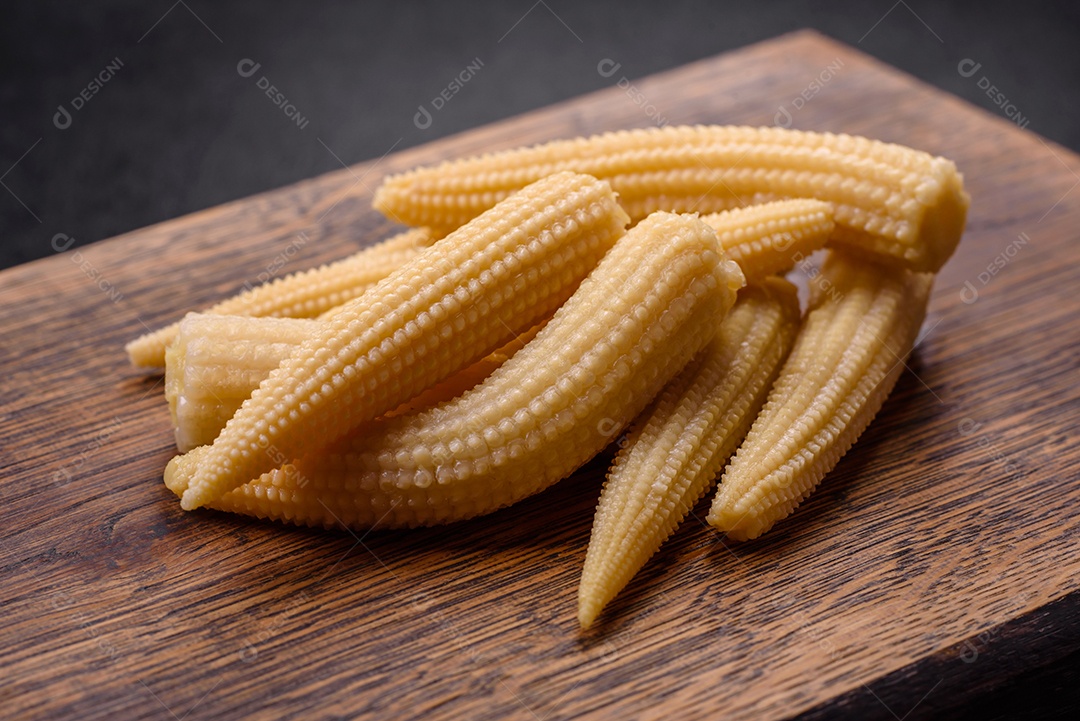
(708, 251, 935, 540)
(374, 125, 968, 272)
(578, 279, 800, 628)
(701, 199, 832, 281)
(126, 227, 436, 367)
(176, 172, 630, 510)
(165, 212, 745, 528)
(165, 314, 544, 451)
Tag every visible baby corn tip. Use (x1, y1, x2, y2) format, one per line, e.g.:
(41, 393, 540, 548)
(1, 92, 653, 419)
(578, 605, 599, 631)
(165, 447, 206, 499)
(163, 456, 187, 495)
(179, 476, 209, 510)
(705, 509, 762, 541)
(723, 258, 747, 292)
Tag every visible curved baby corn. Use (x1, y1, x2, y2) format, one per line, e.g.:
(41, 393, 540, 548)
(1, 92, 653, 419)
(578, 279, 800, 629)
(126, 227, 436, 368)
(176, 172, 630, 510)
(374, 125, 968, 272)
(165, 212, 745, 528)
(708, 251, 935, 540)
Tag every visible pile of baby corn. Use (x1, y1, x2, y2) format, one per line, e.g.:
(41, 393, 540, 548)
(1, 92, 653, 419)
(127, 126, 968, 629)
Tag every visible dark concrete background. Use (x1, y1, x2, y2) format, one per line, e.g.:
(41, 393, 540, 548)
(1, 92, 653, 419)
(2, 2, 1079, 715)
(0, 0, 1078, 270)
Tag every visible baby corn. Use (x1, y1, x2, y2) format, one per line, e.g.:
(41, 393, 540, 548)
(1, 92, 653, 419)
(126, 227, 436, 368)
(708, 251, 935, 540)
(165, 212, 745, 528)
(165, 313, 543, 451)
(701, 199, 832, 281)
(374, 125, 969, 272)
(176, 172, 630, 510)
(579, 278, 800, 628)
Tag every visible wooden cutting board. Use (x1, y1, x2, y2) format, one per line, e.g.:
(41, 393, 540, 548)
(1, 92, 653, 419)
(3, 30, 1078, 720)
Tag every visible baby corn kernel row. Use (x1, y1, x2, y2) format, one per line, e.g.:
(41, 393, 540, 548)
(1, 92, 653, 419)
(126, 124, 968, 631)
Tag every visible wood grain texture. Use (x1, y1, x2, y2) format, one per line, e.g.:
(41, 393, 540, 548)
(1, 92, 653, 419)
(2, 30, 1078, 720)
